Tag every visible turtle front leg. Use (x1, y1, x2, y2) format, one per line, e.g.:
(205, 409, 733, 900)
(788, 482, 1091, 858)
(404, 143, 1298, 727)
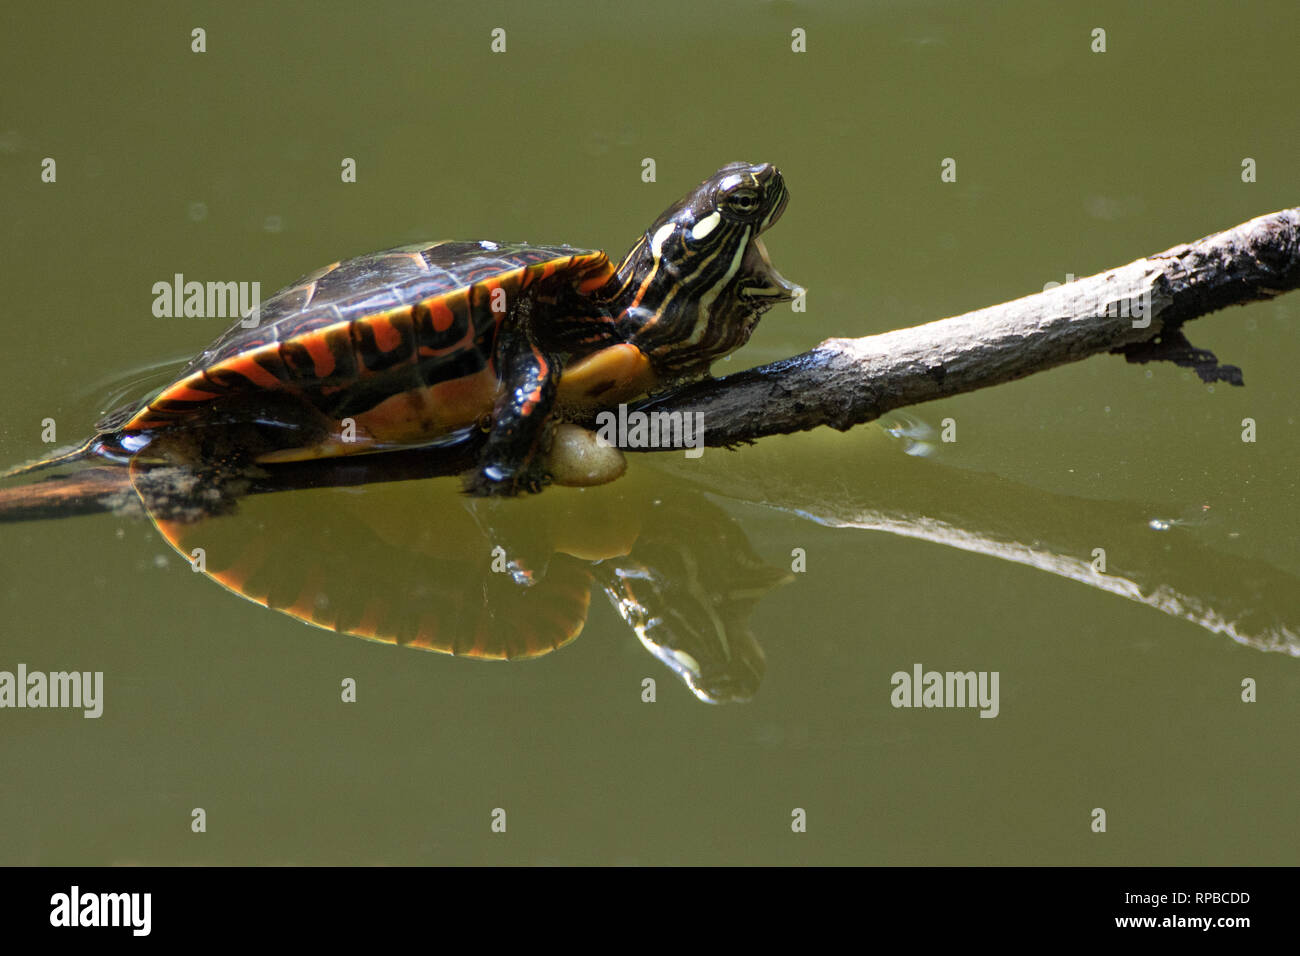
(464, 323, 559, 497)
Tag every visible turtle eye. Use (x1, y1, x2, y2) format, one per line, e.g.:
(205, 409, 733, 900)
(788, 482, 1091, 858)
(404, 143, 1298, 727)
(721, 188, 762, 217)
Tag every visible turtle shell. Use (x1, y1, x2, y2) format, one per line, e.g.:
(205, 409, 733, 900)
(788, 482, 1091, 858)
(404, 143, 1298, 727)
(118, 241, 614, 460)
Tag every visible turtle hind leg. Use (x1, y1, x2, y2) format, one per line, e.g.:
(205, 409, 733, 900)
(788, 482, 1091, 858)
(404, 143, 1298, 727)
(151, 391, 336, 470)
(463, 320, 559, 497)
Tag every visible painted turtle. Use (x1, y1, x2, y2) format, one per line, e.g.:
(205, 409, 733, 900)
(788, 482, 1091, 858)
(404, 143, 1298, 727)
(10, 162, 798, 496)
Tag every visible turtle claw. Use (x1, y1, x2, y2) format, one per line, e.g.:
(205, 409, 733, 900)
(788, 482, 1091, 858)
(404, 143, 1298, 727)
(461, 463, 549, 498)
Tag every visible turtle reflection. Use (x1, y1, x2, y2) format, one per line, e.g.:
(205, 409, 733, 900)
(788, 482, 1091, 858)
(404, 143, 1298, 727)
(131, 465, 791, 704)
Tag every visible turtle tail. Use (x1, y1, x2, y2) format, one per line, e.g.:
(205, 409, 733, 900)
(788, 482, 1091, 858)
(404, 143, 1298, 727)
(1, 436, 106, 481)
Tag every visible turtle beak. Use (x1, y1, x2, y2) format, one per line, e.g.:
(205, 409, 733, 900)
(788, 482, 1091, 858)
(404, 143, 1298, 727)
(755, 164, 789, 233)
(740, 236, 803, 304)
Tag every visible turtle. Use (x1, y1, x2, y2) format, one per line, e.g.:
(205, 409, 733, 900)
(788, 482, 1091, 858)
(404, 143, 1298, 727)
(6, 162, 799, 496)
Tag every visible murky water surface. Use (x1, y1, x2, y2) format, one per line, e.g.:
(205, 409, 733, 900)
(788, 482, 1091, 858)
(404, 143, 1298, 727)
(1, 1, 1296, 863)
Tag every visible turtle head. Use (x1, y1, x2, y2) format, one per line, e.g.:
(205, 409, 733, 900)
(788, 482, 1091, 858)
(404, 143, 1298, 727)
(607, 162, 801, 379)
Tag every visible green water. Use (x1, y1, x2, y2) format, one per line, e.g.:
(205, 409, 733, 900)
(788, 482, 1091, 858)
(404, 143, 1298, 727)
(1, 0, 1296, 864)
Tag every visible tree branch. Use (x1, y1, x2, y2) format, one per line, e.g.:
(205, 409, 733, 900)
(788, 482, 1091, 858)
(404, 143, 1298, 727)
(624, 207, 1300, 446)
